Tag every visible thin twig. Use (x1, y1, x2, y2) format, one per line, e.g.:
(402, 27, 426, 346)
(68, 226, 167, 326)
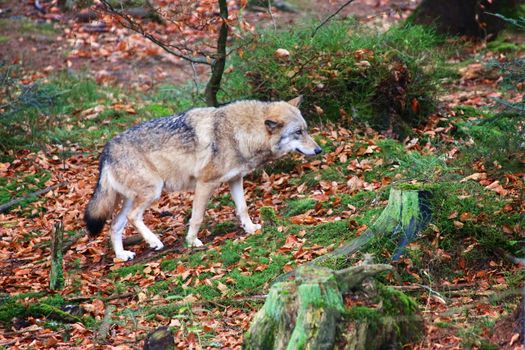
(190, 61, 200, 95)
(268, 0, 277, 31)
(311, 0, 356, 38)
(0, 181, 68, 213)
(98, 0, 211, 65)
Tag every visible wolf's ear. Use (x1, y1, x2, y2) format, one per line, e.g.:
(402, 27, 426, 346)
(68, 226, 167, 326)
(287, 95, 303, 108)
(265, 119, 283, 133)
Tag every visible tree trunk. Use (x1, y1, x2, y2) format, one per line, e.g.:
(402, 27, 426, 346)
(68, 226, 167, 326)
(409, 0, 521, 38)
(204, 0, 228, 107)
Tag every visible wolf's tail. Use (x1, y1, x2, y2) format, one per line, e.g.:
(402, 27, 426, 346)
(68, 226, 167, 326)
(84, 166, 118, 237)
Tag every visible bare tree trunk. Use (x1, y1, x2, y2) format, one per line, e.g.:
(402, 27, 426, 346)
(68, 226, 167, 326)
(205, 0, 228, 107)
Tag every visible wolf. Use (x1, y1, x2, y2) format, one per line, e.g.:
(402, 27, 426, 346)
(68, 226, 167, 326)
(84, 96, 321, 260)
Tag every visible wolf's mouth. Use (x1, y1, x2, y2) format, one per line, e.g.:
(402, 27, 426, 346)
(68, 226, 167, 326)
(295, 148, 306, 155)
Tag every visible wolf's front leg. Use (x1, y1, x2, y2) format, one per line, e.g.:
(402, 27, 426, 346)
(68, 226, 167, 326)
(229, 177, 261, 234)
(186, 182, 216, 247)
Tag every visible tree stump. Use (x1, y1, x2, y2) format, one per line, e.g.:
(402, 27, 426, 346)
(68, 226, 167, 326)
(369, 187, 431, 259)
(311, 187, 431, 269)
(244, 264, 422, 350)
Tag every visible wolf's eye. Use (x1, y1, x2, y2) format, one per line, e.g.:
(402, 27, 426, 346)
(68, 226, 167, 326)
(295, 129, 303, 135)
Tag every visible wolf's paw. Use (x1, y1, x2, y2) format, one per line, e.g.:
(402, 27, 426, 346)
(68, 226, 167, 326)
(116, 250, 136, 261)
(243, 223, 262, 234)
(148, 239, 164, 251)
(187, 238, 203, 247)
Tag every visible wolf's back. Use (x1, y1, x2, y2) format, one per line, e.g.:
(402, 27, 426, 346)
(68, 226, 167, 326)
(84, 156, 118, 236)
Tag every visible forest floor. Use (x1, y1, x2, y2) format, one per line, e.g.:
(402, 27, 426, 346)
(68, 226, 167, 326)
(0, 0, 524, 349)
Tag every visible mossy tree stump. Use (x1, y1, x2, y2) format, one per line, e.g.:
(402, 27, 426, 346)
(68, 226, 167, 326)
(313, 186, 431, 267)
(244, 264, 421, 350)
(370, 187, 431, 259)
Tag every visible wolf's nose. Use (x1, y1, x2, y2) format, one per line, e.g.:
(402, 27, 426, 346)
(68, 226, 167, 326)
(314, 147, 322, 155)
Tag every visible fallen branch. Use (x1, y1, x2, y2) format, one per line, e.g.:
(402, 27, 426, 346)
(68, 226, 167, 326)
(0, 181, 67, 213)
(66, 292, 135, 303)
(131, 244, 207, 265)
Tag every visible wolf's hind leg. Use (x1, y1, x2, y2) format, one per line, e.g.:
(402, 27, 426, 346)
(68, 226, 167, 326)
(229, 177, 261, 234)
(186, 182, 216, 247)
(127, 190, 164, 251)
(111, 198, 136, 261)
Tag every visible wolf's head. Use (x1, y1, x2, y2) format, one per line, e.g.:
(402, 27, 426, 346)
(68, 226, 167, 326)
(265, 96, 322, 158)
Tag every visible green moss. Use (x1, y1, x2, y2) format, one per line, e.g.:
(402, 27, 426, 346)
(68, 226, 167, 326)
(0, 18, 57, 37)
(315, 255, 351, 271)
(220, 241, 241, 267)
(454, 114, 523, 173)
(377, 138, 406, 160)
(328, 191, 380, 213)
(260, 206, 279, 226)
(142, 103, 174, 118)
(320, 167, 346, 183)
(212, 220, 238, 236)
(378, 285, 418, 315)
(147, 303, 182, 318)
(188, 251, 206, 267)
(147, 279, 175, 294)
(228, 254, 290, 293)
(431, 180, 521, 255)
(346, 305, 382, 321)
(394, 182, 437, 191)
(0, 170, 52, 214)
(209, 194, 235, 209)
(0, 294, 84, 326)
(160, 259, 177, 272)
(283, 198, 316, 217)
(110, 264, 145, 278)
(0, 296, 28, 324)
(307, 220, 354, 246)
(263, 158, 301, 174)
(194, 284, 222, 300)
(0, 71, 135, 151)
(486, 30, 525, 52)
(289, 170, 320, 188)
